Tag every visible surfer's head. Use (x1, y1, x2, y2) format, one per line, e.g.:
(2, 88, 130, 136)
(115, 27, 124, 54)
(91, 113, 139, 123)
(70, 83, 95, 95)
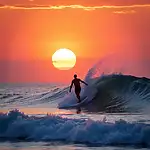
(74, 74, 77, 78)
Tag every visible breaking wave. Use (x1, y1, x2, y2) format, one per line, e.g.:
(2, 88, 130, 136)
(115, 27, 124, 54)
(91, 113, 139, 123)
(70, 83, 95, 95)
(58, 54, 150, 113)
(0, 109, 150, 147)
(58, 74, 150, 113)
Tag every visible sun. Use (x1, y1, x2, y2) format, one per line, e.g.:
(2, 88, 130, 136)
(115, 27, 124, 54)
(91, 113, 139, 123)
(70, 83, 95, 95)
(52, 48, 76, 70)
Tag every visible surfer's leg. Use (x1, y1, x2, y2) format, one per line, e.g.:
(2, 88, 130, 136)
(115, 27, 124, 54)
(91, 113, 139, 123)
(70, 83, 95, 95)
(75, 88, 81, 103)
(77, 93, 81, 103)
(75, 92, 80, 103)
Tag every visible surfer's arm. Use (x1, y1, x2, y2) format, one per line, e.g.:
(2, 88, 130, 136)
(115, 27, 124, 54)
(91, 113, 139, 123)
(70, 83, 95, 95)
(80, 79, 88, 86)
(69, 81, 73, 92)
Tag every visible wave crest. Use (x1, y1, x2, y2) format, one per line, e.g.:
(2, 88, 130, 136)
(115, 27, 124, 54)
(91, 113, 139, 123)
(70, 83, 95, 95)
(0, 110, 150, 147)
(59, 74, 150, 113)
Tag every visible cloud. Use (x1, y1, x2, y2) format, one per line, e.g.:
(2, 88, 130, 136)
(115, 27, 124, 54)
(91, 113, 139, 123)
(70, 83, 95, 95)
(1, 0, 150, 5)
(0, 4, 150, 10)
(114, 10, 136, 14)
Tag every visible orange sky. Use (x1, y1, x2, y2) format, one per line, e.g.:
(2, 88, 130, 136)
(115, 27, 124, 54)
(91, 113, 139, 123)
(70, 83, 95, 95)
(0, 0, 150, 83)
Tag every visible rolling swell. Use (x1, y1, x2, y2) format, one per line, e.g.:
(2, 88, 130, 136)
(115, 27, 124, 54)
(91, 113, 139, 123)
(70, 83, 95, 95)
(0, 86, 68, 108)
(83, 74, 150, 113)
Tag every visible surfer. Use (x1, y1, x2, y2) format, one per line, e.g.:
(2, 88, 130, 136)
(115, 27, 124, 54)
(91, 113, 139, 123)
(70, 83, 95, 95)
(69, 74, 88, 103)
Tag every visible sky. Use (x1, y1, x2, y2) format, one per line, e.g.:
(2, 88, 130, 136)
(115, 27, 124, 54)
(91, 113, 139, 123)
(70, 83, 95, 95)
(0, 0, 150, 83)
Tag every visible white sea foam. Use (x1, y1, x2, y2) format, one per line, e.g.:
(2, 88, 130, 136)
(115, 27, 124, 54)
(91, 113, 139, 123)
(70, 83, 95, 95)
(0, 110, 150, 146)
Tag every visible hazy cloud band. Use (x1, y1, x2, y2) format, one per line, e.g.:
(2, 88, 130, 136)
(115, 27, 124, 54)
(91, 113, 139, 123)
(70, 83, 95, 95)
(0, 4, 150, 10)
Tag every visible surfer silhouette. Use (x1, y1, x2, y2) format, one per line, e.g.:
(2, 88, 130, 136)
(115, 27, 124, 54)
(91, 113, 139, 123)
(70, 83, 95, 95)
(69, 74, 88, 103)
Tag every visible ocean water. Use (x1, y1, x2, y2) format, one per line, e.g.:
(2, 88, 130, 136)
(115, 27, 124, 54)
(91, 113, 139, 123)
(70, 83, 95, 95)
(1, 58, 150, 150)
(0, 74, 150, 150)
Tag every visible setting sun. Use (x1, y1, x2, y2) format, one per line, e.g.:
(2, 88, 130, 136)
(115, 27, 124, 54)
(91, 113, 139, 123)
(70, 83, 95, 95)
(52, 48, 76, 70)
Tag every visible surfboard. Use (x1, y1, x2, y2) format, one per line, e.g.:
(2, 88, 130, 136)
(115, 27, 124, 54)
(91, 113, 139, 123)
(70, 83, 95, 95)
(58, 97, 88, 109)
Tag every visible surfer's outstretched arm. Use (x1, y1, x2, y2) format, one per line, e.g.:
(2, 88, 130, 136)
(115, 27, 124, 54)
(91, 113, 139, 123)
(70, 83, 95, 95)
(80, 79, 88, 86)
(69, 81, 73, 92)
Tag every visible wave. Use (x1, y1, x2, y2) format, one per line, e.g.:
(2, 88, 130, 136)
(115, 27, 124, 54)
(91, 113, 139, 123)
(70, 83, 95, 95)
(0, 109, 150, 147)
(59, 53, 150, 113)
(2, 74, 149, 113)
(58, 74, 150, 113)
(87, 74, 150, 113)
(0, 86, 68, 108)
